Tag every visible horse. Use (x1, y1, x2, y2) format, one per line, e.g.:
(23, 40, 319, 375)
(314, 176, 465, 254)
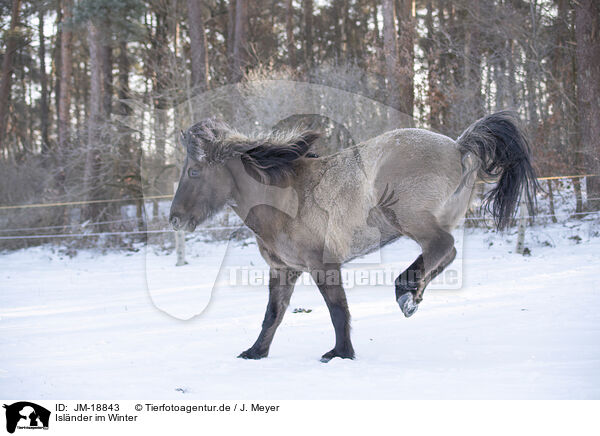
(169, 111, 538, 362)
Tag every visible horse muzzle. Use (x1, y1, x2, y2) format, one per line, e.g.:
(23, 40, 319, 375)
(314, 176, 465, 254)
(169, 214, 182, 230)
(170, 214, 198, 232)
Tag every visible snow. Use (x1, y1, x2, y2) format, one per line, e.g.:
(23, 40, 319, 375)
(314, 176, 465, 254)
(1, 218, 599, 399)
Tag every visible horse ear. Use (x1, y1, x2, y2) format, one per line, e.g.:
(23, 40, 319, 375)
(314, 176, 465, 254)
(295, 131, 320, 153)
(184, 119, 221, 160)
(189, 117, 224, 144)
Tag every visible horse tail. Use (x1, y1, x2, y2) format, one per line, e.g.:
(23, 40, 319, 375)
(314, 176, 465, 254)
(457, 110, 539, 230)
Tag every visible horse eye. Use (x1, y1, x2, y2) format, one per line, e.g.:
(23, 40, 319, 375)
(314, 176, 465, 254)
(188, 168, 201, 178)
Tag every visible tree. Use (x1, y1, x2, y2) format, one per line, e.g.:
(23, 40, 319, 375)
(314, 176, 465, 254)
(0, 0, 22, 153)
(304, 0, 313, 68)
(382, 0, 402, 116)
(286, 0, 296, 68)
(396, 0, 414, 117)
(232, 0, 248, 82)
(2, 0, 596, 236)
(52, 3, 62, 137)
(462, 0, 483, 119)
(424, 0, 442, 130)
(187, 0, 209, 91)
(101, 41, 113, 119)
(38, 3, 50, 153)
(83, 22, 103, 219)
(87, 22, 103, 150)
(227, 0, 235, 80)
(58, 0, 73, 149)
(575, 0, 600, 210)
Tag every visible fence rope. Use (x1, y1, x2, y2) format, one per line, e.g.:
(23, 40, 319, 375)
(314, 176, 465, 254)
(0, 226, 244, 240)
(0, 194, 172, 211)
(0, 229, 172, 240)
(536, 174, 595, 181)
(0, 174, 598, 211)
(0, 211, 598, 241)
(0, 217, 139, 233)
(463, 210, 600, 221)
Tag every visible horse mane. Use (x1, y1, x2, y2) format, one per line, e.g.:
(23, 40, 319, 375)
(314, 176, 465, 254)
(183, 118, 320, 184)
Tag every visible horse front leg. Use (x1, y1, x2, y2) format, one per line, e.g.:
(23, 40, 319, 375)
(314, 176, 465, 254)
(311, 265, 355, 362)
(238, 268, 302, 359)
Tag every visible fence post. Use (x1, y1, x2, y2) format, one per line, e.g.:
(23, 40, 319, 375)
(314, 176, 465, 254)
(515, 187, 527, 254)
(173, 182, 187, 266)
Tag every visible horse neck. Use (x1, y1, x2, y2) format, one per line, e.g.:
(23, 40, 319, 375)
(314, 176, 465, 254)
(225, 157, 300, 228)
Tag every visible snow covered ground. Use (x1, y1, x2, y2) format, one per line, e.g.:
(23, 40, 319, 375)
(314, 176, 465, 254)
(1, 218, 599, 399)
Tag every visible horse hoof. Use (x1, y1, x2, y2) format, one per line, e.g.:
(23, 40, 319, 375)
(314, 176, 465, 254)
(320, 349, 355, 363)
(237, 349, 267, 360)
(397, 292, 419, 318)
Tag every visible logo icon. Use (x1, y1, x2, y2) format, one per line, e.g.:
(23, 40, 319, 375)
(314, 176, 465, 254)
(3, 402, 50, 434)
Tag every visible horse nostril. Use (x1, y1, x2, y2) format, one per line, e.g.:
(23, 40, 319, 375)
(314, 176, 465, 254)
(170, 215, 181, 229)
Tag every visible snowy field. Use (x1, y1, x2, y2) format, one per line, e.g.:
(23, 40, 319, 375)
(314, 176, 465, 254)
(1, 218, 599, 399)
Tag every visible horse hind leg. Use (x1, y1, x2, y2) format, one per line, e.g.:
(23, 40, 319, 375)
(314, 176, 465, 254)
(395, 215, 456, 317)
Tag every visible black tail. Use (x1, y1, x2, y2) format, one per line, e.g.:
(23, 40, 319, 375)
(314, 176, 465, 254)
(457, 110, 539, 230)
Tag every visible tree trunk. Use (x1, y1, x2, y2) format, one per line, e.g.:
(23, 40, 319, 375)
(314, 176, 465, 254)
(38, 5, 50, 153)
(343, 0, 353, 59)
(58, 0, 73, 149)
(101, 41, 113, 119)
(506, 39, 517, 109)
(547, 180, 557, 223)
(100, 35, 116, 226)
(340, 0, 349, 57)
(573, 177, 583, 214)
(425, 0, 441, 131)
(187, 0, 209, 91)
(0, 0, 22, 152)
(575, 0, 600, 211)
(568, 1, 583, 213)
(117, 41, 131, 117)
(549, 0, 571, 161)
(227, 0, 236, 81)
(285, 0, 296, 68)
(304, 0, 313, 68)
(525, 54, 538, 126)
(396, 0, 414, 117)
(332, 0, 342, 59)
(372, 1, 380, 44)
(463, 0, 483, 119)
(371, 2, 386, 101)
(437, 0, 451, 129)
(152, 8, 168, 160)
(382, 0, 402, 117)
(87, 23, 103, 145)
(232, 0, 248, 82)
(53, 2, 62, 140)
(117, 40, 133, 177)
(493, 55, 506, 111)
(525, 1, 539, 141)
(84, 23, 103, 220)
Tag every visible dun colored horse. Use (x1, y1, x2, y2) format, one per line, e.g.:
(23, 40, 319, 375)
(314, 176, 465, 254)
(170, 111, 538, 362)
